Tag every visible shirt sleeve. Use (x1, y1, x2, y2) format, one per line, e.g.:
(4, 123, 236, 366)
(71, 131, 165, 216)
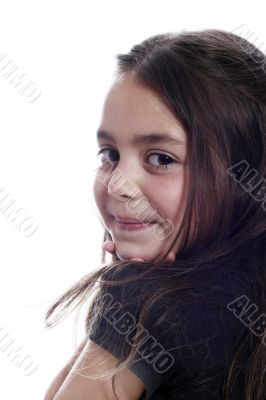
(86, 264, 250, 399)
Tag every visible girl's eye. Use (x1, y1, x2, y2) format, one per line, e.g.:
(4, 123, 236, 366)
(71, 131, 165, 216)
(96, 148, 177, 170)
(147, 153, 176, 169)
(96, 148, 119, 164)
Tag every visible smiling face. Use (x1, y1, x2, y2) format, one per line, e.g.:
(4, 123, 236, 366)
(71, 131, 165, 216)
(93, 73, 190, 262)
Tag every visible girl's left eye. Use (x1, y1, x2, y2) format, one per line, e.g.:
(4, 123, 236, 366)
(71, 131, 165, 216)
(147, 153, 176, 169)
(96, 148, 177, 170)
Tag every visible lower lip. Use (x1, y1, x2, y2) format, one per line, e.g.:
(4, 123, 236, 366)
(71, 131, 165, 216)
(114, 220, 157, 231)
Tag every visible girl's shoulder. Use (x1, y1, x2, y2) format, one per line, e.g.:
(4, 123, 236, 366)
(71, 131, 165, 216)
(88, 259, 257, 399)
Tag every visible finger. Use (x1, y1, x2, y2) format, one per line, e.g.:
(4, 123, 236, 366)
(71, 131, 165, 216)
(130, 257, 145, 262)
(160, 251, 175, 263)
(166, 252, 176, 263)
(103, 241, 115, 254)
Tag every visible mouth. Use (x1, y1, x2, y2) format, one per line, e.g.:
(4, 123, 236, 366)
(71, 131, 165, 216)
(113, 215, 157, 224)
(113, 216, 157, 232)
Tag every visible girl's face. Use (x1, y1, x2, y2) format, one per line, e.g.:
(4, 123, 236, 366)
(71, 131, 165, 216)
(93, 73, 189, 262)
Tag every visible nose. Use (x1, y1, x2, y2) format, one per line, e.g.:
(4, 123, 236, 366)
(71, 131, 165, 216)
(105, 161, 160, 225)
(107, 165, 141, 201)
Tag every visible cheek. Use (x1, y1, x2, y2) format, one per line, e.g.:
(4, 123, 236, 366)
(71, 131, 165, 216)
(147, 176, 188, 241)
(93, 174, 107, 212)
(148, 179, 183, 220)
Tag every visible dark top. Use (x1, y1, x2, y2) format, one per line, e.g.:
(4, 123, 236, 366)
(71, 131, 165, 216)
(87, 259, 257, 399)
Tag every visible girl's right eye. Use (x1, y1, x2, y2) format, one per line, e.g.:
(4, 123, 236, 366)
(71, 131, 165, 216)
(96, 148, 118, 164)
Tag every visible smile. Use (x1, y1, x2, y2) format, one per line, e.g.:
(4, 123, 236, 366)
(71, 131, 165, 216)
(114, 220, 157, 231)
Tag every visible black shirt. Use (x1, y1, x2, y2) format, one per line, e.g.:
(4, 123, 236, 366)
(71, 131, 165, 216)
(87, 260, 255, 399)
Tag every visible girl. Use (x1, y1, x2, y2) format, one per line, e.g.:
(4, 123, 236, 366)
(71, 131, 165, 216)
(44, 28, 266, 400)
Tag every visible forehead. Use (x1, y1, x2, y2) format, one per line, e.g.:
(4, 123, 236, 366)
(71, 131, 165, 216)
(98, 74, 187, 144)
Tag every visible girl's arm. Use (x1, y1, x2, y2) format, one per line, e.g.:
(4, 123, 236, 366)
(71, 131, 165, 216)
(43, 338, 87, 400)
(50, 339, 145, 400)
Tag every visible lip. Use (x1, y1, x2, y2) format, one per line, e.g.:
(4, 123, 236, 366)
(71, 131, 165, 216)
(114, 215, 157, 224)
(114, 220, 157, 231)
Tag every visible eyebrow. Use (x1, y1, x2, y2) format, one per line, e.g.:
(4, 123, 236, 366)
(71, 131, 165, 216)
(96, 129, 185, 146)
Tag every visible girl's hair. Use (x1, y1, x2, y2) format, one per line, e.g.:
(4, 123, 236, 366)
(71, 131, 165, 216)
(45, 28, 266, 399)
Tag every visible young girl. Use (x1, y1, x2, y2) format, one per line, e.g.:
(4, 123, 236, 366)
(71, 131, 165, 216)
(43, 28, 266, 400)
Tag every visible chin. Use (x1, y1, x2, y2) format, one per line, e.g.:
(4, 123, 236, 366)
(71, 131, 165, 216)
(116, 249, 155, 263)
(111, 237, 163, 262)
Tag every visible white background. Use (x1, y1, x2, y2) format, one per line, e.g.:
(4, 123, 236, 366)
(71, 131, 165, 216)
(0, 0, 265, 398)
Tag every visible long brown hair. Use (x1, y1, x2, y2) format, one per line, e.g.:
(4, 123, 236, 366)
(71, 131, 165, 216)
(45, 28, 266, 399)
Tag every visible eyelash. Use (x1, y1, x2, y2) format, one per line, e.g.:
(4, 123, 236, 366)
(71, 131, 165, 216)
(96, 148, 177, 170)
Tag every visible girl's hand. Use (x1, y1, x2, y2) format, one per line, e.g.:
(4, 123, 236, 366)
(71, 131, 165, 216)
(103, 241, 176, 263)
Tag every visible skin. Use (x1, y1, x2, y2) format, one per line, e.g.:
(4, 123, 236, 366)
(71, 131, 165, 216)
(44, 77, 189, 400)
(94, 72, 190, 263)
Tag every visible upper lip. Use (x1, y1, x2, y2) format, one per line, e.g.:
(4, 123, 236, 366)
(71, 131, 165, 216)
(114, 215, 156, 224)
